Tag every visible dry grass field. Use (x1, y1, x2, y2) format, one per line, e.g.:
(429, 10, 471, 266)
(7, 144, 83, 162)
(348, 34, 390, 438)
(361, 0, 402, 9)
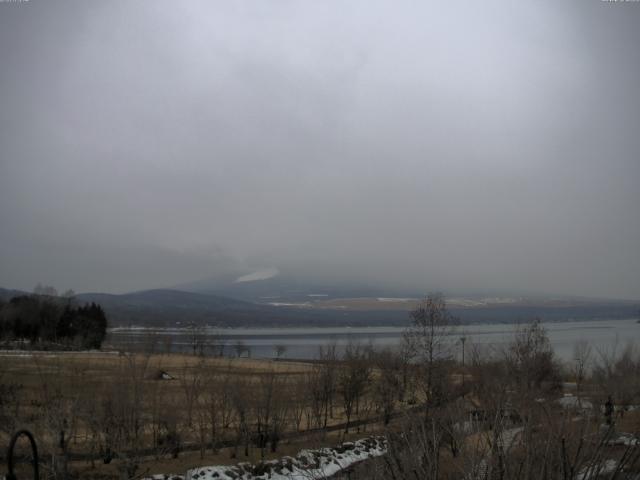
(0, 349, 395, 479)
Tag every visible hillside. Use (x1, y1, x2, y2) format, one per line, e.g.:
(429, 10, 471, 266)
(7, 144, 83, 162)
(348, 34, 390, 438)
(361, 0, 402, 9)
(2, 287, 638, 328)
(74, 289, 410, 327)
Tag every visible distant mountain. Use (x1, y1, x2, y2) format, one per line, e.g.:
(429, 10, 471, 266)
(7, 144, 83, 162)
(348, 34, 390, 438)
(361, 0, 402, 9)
(0, 287, 28, 301)
(76, 289, 258, 311)
(179, 272, 392, 303)
(1, 285, 407, 327)
(75, 289, 269, 327)
(73, 288, 410, 327)
(2, 286, 638, 328)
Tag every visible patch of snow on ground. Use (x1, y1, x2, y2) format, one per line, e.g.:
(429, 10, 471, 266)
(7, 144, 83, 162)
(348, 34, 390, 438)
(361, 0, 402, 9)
(145, 437, 386, 480)
(499, 427, 523, 450)
(558, 395, 593, 410)
(606, 432, 640, 446)
(267, 302, 312, 308)
(454, 420, 481, 435)
(576, 459, 618, 480)
(480, 297, 518, 304)
(376, 298, 416, 302)
(446, 298, 486, 307)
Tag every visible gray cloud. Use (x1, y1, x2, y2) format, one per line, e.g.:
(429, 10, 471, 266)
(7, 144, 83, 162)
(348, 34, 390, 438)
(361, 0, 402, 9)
(1, 0, 639, 298)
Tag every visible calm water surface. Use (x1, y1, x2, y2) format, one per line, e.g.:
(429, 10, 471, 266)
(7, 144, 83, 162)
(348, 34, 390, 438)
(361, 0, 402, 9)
(107, 318, 640, 362)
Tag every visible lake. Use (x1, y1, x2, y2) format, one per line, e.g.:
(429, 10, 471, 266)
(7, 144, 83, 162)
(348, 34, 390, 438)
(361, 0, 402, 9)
(107, 318, 640, 362)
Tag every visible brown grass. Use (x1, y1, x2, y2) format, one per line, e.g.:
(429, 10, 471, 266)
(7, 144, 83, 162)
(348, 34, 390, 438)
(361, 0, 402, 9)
(0, 350, 390, 479)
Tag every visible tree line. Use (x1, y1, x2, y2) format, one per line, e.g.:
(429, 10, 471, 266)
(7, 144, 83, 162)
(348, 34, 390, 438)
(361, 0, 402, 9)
(0, 293, 107, 349)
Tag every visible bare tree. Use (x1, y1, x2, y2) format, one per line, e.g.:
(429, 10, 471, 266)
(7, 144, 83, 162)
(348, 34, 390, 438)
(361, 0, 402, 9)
(31, 356, 85, 479)
(306, 367, 325, 429)
(365, 336, 640, 480)
(178, 358, 205, 428)
(254, 370, 275, 458)
(209, 328, 227, 357)
(338, 342, 371, 433)
(0, 363, 23, 438)
(318, 343, 338, 428)
(572, 339, 592, 402)
(372, 348, 402, 425)
(506, 320, 561, 400)
(187, 322, 206, 356)
(162, 334, 174, 355)
(404, 293, 457, 410)
(147, 371, 170, 459)
(203, 363, 235, 454)
(230, 376, 251, 458)
(274, 344, 287, 360)
(95, 353, 152, 479)
(268, 386, 289, 453)
(142, 329, 160, 354)
(289, 376, 309, 432)
(252, 370, 289, 457)
(61, 289, 75, 299)
(233, 340, 249, 358)
(34, 283, 58, 297)
(593, 341, 640, 417)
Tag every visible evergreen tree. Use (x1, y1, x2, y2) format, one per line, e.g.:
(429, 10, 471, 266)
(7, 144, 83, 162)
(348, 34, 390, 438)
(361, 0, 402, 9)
(0, 295, 108, 349)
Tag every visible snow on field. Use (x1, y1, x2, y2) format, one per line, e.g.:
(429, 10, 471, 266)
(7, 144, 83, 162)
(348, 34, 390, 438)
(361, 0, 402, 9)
(446, 298, 486, 307)
(446, 297, 519, 307)
(376, 298, 416, 303)
(558, 395, 594, 410)
(576, 459, 618, 479)
(267, 302, 312, 307)
(499, 427, 523, 449)
(606, 432, 640, 446)
(145, 437, 387, 480)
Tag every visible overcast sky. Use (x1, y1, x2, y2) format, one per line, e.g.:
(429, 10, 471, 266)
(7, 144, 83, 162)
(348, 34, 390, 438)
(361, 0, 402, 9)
(1, 1, 639, 298)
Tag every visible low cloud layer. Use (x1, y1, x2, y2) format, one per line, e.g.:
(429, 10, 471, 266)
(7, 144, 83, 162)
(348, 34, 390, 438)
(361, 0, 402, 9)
(1, 1, 639, 298)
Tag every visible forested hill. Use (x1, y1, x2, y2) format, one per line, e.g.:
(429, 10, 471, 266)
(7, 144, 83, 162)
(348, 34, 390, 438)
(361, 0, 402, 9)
(73, 289, 408, 327)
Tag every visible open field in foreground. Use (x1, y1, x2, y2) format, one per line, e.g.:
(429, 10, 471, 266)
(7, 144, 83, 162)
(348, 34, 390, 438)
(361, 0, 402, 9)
(0, 349, 400, 479)
(5, 316, 640, 479)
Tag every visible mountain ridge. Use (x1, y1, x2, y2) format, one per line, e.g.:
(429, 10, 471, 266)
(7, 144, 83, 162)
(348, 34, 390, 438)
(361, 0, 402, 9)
(1, 286, 638, 328)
